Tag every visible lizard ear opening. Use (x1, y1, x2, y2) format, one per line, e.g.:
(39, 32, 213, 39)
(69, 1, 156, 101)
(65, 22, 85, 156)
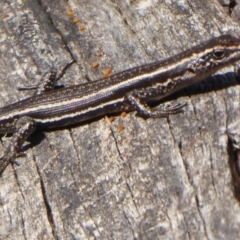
(212, 49, 226, 59)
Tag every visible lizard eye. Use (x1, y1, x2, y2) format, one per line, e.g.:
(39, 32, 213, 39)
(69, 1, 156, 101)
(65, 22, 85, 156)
(212, 49, 226, 59)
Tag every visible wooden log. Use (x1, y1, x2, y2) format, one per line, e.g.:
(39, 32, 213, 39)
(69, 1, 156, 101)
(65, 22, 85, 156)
(0, 0, 240, 239)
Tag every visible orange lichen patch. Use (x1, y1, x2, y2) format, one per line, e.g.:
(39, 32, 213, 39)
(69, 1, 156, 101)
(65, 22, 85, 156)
(92, 61, 100, 68)
(121, 112, 127, 118)
(3, 13, 9, 19)
(97, 51, 103, 57)
(67, 6, 74, 18)
(102, 68, 112, 78)
(117, 124, 125, 132)
(73, 17, 80, 24)
(79, 24, 86, 31)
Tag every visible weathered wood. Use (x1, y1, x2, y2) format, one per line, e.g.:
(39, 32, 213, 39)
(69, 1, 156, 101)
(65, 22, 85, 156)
(1, 0, 240, 239)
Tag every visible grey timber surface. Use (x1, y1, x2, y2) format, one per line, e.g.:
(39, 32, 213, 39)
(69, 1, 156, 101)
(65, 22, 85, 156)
(0, 0, 240, 239)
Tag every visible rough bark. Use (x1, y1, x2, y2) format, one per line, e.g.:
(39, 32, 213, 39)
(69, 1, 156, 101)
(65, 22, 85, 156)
(0, 0, 240, 239)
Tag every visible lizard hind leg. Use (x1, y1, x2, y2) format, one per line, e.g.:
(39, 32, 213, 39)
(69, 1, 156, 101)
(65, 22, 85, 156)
(0, 117, 36, 175)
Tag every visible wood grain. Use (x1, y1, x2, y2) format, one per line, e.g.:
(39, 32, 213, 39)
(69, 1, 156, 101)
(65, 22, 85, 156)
(1, 0, 240, 239)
